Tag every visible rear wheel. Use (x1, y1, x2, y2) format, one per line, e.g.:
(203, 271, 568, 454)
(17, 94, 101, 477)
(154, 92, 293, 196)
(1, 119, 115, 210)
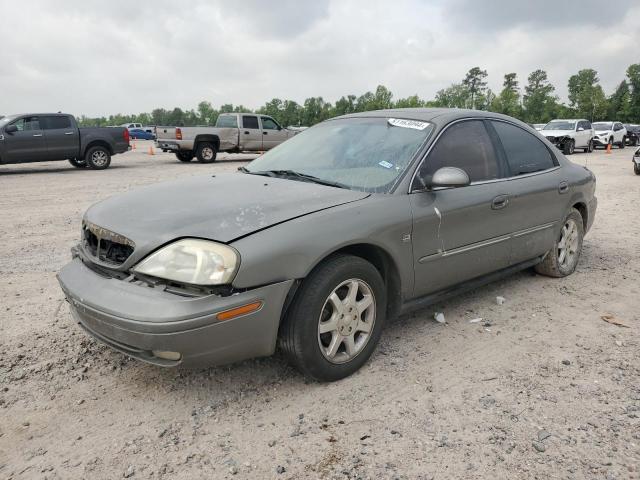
(634, 163, 640, 175)
(175, 151, 194, 162)
(535, 208, 584, 278)
(84, 146, 111, 170)
(196, 142, 217, 163)
(563, 139, 575, 155)
(279, 254, 386, 382)
(68, 158, 86, 168)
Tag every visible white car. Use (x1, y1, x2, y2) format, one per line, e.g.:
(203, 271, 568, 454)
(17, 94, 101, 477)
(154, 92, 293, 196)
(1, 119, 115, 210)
(533, 123, 546, 131)
(541, 119, 594, 155)
(592, 121, 627, 149)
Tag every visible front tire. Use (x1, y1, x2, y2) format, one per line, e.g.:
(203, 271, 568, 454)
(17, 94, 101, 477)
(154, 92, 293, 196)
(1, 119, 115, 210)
(634, 163, 640, 175)
(563, 139, 575, 155)
(68, 158, 86, 168)
(535, 208, 584, 278)
(279, 255, 386, 382)
(619, 137, 625, 149)
(84, 146, 111, 170)
(196, 142, 217, 163)
(584, 139, 594, 153)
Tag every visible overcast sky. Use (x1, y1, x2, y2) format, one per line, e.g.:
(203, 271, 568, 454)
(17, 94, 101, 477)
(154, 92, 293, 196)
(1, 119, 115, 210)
(1, 0, 638, 117)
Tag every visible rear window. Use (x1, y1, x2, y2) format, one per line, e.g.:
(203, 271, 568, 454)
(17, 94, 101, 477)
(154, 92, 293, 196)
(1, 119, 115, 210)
(41, 116, 72, 130)
(216, 115, 238, 128)
(491, 121, 555, 175)
(242, 116, 259, 129)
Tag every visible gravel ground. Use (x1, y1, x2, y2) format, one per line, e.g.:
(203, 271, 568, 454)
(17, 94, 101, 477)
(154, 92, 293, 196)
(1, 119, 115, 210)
(1, 141, 639, 479)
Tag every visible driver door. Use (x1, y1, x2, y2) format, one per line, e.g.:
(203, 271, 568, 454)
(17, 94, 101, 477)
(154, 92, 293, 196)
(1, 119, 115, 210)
(260, 116, 288, 150)
(4, 116, 48, 163)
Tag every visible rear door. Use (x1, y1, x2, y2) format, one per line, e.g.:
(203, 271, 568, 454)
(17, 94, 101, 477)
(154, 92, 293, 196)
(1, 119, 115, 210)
(260, 116, 288, 150)
(239, 115, 263, 151)
(488, 120, 566, 264)
(3, 116, 47, 163)
(42, 115, 78, 160)
(410, 119, 512, 296)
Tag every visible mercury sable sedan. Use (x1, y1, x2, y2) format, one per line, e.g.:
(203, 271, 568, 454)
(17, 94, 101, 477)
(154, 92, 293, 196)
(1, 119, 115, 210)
(57, 109, 597, 381)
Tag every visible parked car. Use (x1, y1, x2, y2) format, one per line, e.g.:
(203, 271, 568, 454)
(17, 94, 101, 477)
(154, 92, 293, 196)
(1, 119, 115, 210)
(533, 123, 546, 131)
(155, 113, 299, 163)
(0, 113, 130, 169)
(633, 147, 640, 175)
(592, 121, 627, 149)
(541, 119, 594, 154)
(624, 124, 639, 146)
(58, 109, 597, 381)
(129, 128, 155, 140)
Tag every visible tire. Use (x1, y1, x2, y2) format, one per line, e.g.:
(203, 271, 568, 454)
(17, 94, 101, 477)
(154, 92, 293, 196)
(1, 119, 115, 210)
(619, 137, 625, 149)
(631, 137, 638, 147)
(534, 208, 584, 278)
(562, 139, 575, 155)
(175, 151, 194, 162)
(584, 139, 594, 153)
(279, 254, 387, 382)
(68, 158, 86, 168)
(634, 163, 640, 175)
(84, 146, 111, 170)
(196, 142, 217, 163)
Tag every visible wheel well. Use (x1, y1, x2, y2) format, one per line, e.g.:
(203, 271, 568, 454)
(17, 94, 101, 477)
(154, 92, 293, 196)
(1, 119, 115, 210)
(572, 202, 587, 231)
(194, 135, 220, 151)
(329, 244, 402, 320)
(84, 140, 112, 156)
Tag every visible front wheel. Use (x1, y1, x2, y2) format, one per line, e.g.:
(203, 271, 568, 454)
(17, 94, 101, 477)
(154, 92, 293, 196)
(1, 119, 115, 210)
(279, 254, 386, 382)
(175, 151, 194, 162)
(535, 208, 584, 278)
(619, 137, 625, 149)
(196, 142, 217, 163)
(68, 158, 86, 168)
(584, 139, 594, 153)
(634, 163, 640, 175)
(84, 146, 111, 170)
(563, 139, 575, 155)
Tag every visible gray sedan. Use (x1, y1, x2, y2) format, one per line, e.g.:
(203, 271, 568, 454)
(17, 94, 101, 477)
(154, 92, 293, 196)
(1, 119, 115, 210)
(57, 109, 597, 381)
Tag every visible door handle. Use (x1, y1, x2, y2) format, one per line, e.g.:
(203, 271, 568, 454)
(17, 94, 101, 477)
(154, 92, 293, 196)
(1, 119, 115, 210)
(244, 131, 250, 135)
(32, 133, 43, 137)
(558, 181, 569, 194)
(263, 131, 268, 135)
(491, 195, 509, 210)
(64, 132, 74, 135)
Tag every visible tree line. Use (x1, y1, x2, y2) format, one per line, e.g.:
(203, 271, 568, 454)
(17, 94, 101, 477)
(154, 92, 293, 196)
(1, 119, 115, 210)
(77, 64, 640, 128)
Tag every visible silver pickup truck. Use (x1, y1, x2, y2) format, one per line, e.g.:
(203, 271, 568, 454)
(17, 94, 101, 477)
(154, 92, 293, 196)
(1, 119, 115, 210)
(155, 113, 298, 163)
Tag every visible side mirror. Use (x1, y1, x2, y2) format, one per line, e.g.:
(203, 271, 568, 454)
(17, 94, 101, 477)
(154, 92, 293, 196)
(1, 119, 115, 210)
(577, 127, 584, 131)
(429, 167, 471, 188)
(5, 124, 17, 134)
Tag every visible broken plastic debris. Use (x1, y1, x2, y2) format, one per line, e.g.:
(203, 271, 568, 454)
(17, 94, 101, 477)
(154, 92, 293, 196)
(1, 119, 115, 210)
(469, 317, 483, 323)
(433, 312, 446, 324)
(600, 314, 630, 328)
(495, 296, 506, 305)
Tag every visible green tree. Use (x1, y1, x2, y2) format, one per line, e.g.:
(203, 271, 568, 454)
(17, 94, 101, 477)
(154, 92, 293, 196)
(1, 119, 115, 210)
(626, 63, 640, 121)
(607, 81, 631, 121)
(523, 69, 559, 123)
(197, 101, 217, 125)
(333, 95, 357, 116)
(492, 73, 523, 118)
(430, 83, 469, 108)
(462, 67, 488, 109)
(567, 69, 608, 121)
(301, 97, 332, 125)
(394, 95, 424, 108)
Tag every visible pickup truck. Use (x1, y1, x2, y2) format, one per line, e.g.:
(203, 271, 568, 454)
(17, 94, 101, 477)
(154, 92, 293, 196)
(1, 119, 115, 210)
(155, 113, 298, 163)
(0, 113, 130, 170)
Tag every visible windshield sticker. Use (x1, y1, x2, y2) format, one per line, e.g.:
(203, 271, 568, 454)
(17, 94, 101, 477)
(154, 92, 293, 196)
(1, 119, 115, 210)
(379, 160, 393, 169)
(388, 118, 429, 130)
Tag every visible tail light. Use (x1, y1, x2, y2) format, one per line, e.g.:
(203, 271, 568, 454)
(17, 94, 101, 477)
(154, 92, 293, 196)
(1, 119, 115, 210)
(176, 128, 182, 140)
(123, 128, 130, 144)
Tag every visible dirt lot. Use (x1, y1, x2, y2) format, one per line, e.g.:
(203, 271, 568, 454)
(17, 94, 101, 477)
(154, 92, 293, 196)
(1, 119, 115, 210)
(1, 141, 639, 479)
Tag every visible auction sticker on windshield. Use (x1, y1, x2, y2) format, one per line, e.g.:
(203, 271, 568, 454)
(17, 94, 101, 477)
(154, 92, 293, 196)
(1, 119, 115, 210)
(388, 118, 430, 130)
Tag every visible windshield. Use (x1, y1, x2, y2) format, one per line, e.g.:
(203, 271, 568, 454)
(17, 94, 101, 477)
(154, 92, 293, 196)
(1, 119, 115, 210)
(0, 115, 15, 128)
(544, 121, 575, 131)
(245, 117, 433, 193)
(593, 122, 613, 131)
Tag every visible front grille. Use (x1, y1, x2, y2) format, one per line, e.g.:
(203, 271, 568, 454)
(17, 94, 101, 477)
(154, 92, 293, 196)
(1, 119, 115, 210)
(82, 221, 134, 266)
(545, 136, 556, 142)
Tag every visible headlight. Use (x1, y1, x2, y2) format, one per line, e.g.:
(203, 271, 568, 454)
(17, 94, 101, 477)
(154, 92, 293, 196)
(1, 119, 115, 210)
(132, 239, 239, 285)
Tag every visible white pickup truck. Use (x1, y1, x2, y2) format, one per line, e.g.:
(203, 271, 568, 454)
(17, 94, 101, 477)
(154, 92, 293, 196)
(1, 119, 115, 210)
(155, 113, 298, 163)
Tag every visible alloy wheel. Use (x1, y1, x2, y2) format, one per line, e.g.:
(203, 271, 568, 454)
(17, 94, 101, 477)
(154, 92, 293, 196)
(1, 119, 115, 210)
(91, 150, 108, 167)
(558, 218, 579, 268)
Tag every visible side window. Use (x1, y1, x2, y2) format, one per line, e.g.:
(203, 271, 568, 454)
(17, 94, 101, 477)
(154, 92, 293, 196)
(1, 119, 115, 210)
(417, 120, 500, 183)
(261, 117, 280, 130)
(41, 116, 72, 130)
(216, 115, 238, 128)
(12, 116, 40, 131)
(491, 121, 555, 176)
(242, 115, 259, 129)
(583, 121, 592, 130)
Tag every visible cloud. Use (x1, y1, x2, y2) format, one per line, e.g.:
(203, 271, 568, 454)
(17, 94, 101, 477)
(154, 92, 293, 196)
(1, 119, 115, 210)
(0, 0, 638, 117)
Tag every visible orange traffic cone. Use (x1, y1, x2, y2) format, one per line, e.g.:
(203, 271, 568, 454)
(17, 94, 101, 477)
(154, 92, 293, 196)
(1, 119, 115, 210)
(606, 143, 612, 154)
(132, 140, 136, 150)
(148, 145, 155, 155)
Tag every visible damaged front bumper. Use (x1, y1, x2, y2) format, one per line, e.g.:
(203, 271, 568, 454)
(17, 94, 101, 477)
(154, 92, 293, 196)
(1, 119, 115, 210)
(57, 258, 294, 368)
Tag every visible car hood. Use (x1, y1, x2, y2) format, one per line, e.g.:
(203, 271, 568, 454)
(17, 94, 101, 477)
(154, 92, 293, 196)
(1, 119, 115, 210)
(594, 130, 612, 135)
(541, 129, 574, 137)
(84, 173, 370, 263)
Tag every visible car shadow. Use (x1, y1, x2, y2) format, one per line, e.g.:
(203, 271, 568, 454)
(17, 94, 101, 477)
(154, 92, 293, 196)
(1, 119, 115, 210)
(0, 164, 134, 175)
